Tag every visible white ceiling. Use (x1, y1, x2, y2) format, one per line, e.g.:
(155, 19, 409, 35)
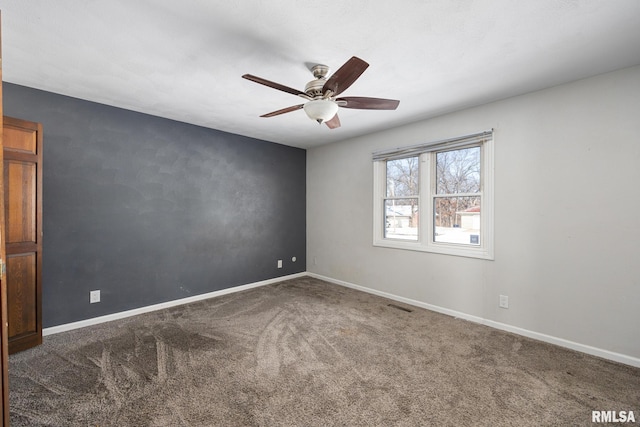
(2, 1, 640, 149)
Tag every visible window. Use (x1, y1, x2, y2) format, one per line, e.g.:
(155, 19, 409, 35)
(384, 157, 419, 241)
(434, 146, 481, 246)
(373, 131, 494, 259)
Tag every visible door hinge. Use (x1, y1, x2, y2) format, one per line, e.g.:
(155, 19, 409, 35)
(0, 259, 4, 276)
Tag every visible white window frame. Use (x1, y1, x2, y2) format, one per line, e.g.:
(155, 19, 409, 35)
(373, 131, 494, 260)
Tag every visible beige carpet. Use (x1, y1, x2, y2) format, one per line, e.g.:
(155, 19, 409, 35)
(9, 277, 640, 426)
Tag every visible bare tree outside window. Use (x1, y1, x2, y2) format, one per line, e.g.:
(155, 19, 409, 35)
(387, 157, 419, 197)
(436, 147, 480, 195)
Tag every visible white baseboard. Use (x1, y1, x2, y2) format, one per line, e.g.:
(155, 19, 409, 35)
(307, 272, 640, 369)
(43, 272, 306, 336)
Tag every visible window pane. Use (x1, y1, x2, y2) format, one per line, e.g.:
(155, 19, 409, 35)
(385, 199, 418, 240)
(436, 147, 480, 194)
(434, 196, 480, 245)
(386, 157, 419, 197)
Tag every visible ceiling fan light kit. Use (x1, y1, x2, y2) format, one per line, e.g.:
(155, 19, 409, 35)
(303, 99, 339, 124)
(242, 56, 399, 129)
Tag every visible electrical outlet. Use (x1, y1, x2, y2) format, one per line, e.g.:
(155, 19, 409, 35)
(90, 290, 101, 304)
(277, 259, 283, 269)
(499, 295, 509, 309)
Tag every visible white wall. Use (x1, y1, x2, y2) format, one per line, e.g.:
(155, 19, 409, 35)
(307, 65, 640, 363)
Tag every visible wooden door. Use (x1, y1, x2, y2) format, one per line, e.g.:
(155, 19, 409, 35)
(3, 117, 42, 355)
(0, 10, 11, 425)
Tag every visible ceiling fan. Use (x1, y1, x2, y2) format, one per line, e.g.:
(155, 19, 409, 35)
(242, 56, 399, 129)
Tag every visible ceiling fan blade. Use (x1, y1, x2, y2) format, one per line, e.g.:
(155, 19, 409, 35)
(242, 74, 307, 97)
(324, 114, 341, 129)
(336, 97, 400, 110)
(322, 56, 369, 96)
(260, 104, 305, 118)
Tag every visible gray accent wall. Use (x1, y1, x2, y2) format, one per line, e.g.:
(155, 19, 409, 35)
(4, 83, 306, 327)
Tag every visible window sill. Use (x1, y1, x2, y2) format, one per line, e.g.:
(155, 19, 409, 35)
(373, 238, 494, 260)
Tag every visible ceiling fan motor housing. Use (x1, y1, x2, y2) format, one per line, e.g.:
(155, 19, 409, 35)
(305, 64, 330, 98)
(305, 78, 326, 98)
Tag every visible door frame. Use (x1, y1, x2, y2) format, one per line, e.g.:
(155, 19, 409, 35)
(0, 9, 13, 425)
